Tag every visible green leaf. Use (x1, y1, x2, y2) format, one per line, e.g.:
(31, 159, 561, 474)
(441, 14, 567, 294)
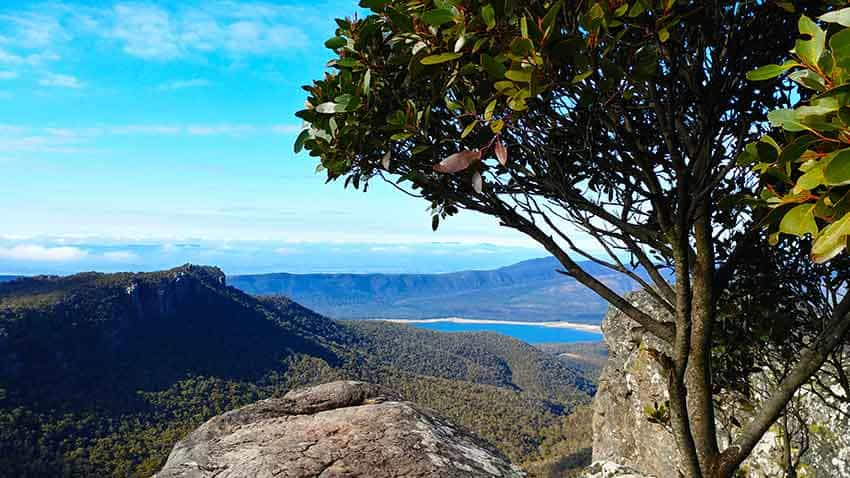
(461, 120, 478, 138)
(820, 7, 850, 27)
(812, 214, 850, 263)
(613, 3, 629, 17)
(484, 99, 497, 120)
(572, 69, 592, 84)
(768, 109, 809, 132)
(797, 97, 840, 121)
(421, 8, 455, 27)
(421, 53, 463, 64)
(360, 0, 389, 11)
(794, 16, 826, 67)
(832, 28, 850, 75)
(825, 149, 850, 186)
(541, 1, 563, 37)
(505, 68, 532, 83)
(746, 60, 799, 81)
(510, 38, 534, 56)
(628, 0, 646, 17)
(797, 165, 825, 191)
(780, 204, 818, 237)
(481, 54, 507, 79)
(293, 129, 310, 153)
(336, 57, 362, 69)
(481, 4, 496, 30)
(316, 102, 342, 114)
(658, 28, 670, 43)
(507, 88, 530, 111)
(324, 36, 347, 49)
(788, 69, 826, 91)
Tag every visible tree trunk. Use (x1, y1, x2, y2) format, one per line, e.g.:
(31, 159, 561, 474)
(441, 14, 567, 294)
(689, 208, 721, 475)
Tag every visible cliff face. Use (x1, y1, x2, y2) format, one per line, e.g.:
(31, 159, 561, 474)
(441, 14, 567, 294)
(590, 293, 679, 477)
(155, 381, 526, 478)
(0, 264, 344, 407)
(589, 292, 850, 478)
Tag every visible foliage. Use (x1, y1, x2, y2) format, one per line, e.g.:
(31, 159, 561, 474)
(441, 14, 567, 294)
(744, 7, 850, 262)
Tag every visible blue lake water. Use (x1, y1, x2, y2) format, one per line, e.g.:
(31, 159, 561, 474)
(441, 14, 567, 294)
(409, 321, 602, 344)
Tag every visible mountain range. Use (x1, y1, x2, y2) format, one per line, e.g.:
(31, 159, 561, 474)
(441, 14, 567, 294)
(0, 265, 596, 477)
(230, 257, 638, 323)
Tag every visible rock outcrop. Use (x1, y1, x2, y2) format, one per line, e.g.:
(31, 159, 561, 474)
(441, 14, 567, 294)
(155, 380, 526, 478)
(590, 292, 850, 477)
(591, 292, 679, 477)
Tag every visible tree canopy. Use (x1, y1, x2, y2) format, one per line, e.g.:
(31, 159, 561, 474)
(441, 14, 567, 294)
(298, 1, 850, 477)
(743, 8, 850, 262)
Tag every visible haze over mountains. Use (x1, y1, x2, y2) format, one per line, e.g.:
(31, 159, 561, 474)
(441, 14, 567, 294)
(230, 257, 640, 323)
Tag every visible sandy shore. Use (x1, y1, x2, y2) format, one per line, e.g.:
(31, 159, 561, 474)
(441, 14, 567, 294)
(382, 317, 602, 334)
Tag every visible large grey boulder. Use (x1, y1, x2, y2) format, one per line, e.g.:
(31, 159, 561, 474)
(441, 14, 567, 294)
(155, 380, 525, 478)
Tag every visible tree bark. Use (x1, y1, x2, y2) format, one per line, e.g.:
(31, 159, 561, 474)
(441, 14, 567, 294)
(689, 206, 721, 475)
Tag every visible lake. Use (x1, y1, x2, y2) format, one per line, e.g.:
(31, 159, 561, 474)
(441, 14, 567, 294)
(408, 321, 603, 344)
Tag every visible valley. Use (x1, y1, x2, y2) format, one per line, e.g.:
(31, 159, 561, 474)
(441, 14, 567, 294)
(0, 265, 603, 478)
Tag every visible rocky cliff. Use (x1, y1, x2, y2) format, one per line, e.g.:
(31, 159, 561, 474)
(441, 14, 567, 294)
(589, 292, 850, 477)
(155, 381, 525, 478)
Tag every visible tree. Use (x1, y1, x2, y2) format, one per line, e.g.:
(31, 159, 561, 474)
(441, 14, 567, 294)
(297, 1, 850, 477)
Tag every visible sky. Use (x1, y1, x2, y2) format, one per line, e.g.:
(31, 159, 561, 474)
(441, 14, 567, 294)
(0, 0, 548, 275)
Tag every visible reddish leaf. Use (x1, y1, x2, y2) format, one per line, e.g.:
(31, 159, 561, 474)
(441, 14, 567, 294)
(494, 140, 508, 166)
(433, 149, 482, 173)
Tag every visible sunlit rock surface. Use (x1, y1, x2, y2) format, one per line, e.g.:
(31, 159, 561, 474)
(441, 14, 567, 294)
(155, 380, 526, 478)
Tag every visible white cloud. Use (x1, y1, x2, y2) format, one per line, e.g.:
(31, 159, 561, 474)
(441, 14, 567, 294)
(369, 245, 415, 254)
(158, 78, 210, 90)
(0, 244, 87, 262)
(110, 3, 181, 59)
(0, 47, 57, 66)
(273, 247, 298, 255)
(101, 2, 310, 60)
(0, 11, 69, 48)
(102, 250, 140, 262)
(108, 125, 181, 135)
(186, 124, 255, 136)
(39, 73, 83, 88)
(0, 71, 17, 80)
(271, 124, 302, 135)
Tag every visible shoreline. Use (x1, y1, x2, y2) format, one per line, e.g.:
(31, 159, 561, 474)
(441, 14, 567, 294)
(380, 317, 602, 334)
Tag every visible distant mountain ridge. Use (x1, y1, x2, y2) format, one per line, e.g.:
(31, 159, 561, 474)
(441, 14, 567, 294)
(230, 257, 639, 323)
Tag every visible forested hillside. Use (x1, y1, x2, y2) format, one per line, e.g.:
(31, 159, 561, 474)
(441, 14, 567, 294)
(230, 257, 636, 322)
(0, 265, 596, 477)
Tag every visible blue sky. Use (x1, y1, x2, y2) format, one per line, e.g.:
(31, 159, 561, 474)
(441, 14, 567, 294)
(0, 0, 548, 275)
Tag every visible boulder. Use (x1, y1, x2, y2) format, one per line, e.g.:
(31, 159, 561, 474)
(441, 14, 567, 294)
(155, 380, 526, 478)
